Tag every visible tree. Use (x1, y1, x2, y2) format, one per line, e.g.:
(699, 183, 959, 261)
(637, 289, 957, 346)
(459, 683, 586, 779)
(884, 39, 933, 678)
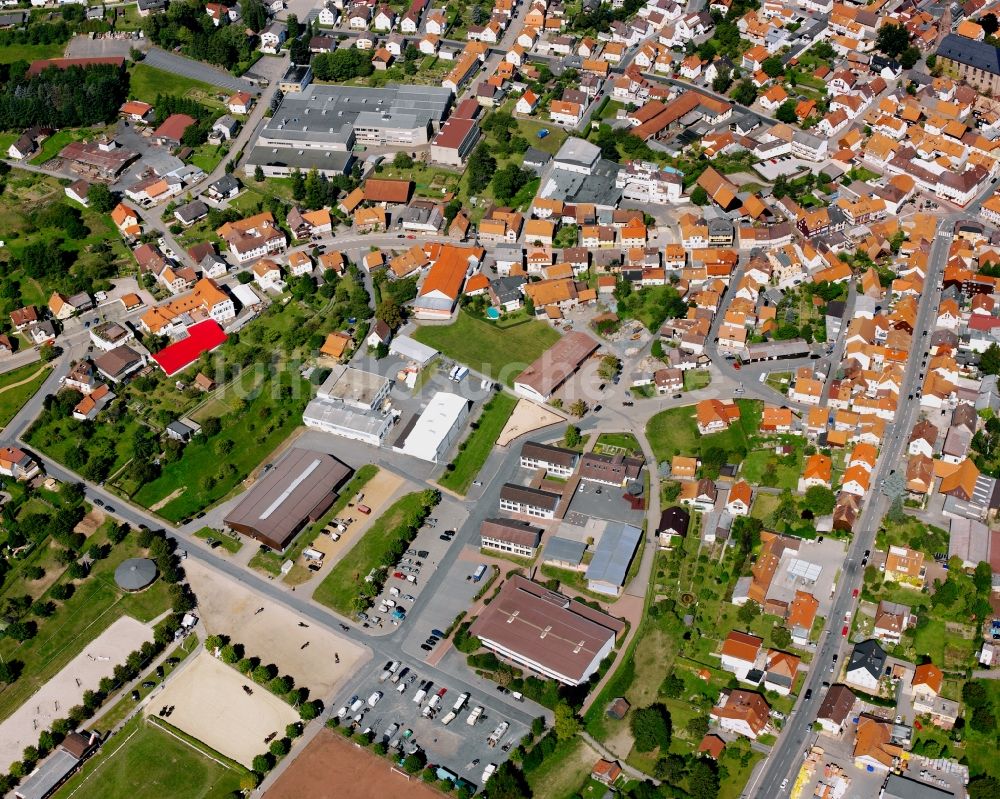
(243, 0, 267, 32)
(375, 298, 404, 331)
(467, 144, 496, 194)
(771, 625, 792, 649)
(252, 754, 272, 774)
(661, 672, 685, 698)
(971, 704, 996, 733)
(483, 761, 531, 799)
(981, 343, 1000, 375)
(403, 751, 426, 774)
(687, 758, 720, 799)
(962, 680, 989, 709)
(554, 701, 580, 740)
(969, 775, 1000, 799)
(737, 600, 761, 626)
(900, 46, 921, 70)
(564, 425, 581, 449)
(761, 56, 784, 78)
(803, 485, 836, 516)
(254, 164, 265, 182)
(393, 152, 414, 169)
(269, 738, 290, 757)
(569, 399, 587, 417)
(87, 183, 115, 213)
(686, 714, 710, 739)
(690, 185, 709, 206)
(876, 23, 911, 58)
(731, 80, 757, 106)
(492, 164, 533, 204)
(290, 168, 305, 201)
(630, 703, 672, 752)
(775, 100, 798, 124)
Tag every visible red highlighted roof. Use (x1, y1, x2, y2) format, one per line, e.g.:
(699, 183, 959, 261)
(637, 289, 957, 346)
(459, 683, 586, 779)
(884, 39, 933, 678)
(151, 320, 227, 377)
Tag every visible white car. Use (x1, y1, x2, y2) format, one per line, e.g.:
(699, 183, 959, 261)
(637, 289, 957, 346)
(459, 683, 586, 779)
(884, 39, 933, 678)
(482, 763, 497, 783)
(367, 691, 382, 707)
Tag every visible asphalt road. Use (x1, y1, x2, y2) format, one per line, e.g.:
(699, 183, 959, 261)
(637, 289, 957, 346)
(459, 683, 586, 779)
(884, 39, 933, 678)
(749, 212, 966, 797)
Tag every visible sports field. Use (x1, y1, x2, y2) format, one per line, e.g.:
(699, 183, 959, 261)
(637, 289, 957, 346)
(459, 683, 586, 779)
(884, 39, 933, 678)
(54, 714, 246, 799)
(267, 728, 443, 799)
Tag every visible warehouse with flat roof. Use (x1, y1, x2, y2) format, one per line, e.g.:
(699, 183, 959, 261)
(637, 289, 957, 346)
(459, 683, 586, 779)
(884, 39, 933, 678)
(224, 448, 352, 550)
(246, 83, 452, 178)
(392, 391, 470, 463)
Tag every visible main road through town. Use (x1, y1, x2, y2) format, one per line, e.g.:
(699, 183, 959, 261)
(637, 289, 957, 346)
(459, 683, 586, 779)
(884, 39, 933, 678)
(749, 209, 962, 797)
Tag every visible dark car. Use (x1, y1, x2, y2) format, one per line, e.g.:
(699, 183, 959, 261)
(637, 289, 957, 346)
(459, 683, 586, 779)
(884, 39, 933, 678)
(431, 628, 446, 638)
(420, 644, 433, 652)
(439, 534, 452, 541)
(142, 681, 156, 688)
(417, 551, 430, 558)
(804, 688, 812, 700)
(105, 506, 116, 514)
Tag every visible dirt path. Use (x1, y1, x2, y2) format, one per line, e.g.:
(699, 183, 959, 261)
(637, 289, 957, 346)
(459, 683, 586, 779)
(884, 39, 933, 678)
(0, 364, 49, 394)
(149, 487, 185, 512)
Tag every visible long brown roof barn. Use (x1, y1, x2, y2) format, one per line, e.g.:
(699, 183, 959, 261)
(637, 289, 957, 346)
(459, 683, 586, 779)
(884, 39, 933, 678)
(469, 575, 625, 685)
(514, 331, 599, 402)
(362, 178, 413, 204)
(224, 448, 352, 550)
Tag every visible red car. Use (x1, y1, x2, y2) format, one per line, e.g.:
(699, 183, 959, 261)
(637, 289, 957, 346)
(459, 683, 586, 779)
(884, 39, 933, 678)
(841, 625, 849, 636)
(852, 588, 859, 598)
(393, 571, 405, 579)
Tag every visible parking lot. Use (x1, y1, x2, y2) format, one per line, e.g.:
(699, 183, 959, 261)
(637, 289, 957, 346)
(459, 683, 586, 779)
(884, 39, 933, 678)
(333, 662, 528, 789)
(358, 497, 470, 637)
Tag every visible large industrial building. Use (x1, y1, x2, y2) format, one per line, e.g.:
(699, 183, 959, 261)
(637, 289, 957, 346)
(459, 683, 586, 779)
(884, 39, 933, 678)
(392, 391, 470, 463)
(469, 575, 625, 686)
(245, 83, 452, 177)
(223, 448, 352, 550)
(303, 366, 396, 446)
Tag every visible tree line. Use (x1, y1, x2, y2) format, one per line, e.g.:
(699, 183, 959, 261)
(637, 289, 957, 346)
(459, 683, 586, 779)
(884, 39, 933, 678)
(0, 62, 128, 130)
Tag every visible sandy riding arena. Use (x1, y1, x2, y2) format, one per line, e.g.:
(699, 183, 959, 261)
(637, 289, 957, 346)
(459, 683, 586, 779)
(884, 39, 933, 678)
(183, 560, 367, 695)
(146, 651, 297, 768)
(265, 728, 444, 799)
(0, 616, 152, 769)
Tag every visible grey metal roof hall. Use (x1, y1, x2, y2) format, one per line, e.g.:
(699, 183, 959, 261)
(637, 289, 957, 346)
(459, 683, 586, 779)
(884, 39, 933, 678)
(543, 536, 587, 565)
(586, 522, 642, 588)
(937, 33, 1000, 76)
(114, 558, 157, 592)
(260, 83, 452, 148)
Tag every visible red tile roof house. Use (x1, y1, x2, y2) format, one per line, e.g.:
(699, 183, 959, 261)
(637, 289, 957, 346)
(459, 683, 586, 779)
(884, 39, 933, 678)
(591, 760, 623, 786)
(710, 689, 771, 740)
(154, 113, 197, 147)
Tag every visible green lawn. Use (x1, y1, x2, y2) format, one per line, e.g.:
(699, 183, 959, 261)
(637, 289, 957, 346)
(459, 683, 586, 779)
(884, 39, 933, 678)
(646, 400, 761, 463)
(129, 63, 223, 107)
(132, 372, 310, 523)
(413, 310, 561, 387)
(30, 128, 95, 165)
(0, 361, 51, 428)
(193, 527, 243, 555)
(0, 532, 173, 722)
(683, 369, 711, 392)
(54, 715, 247, 799)
(526, 736, 597, 799)
(741, 446, 803, 490)
(595, 432, 642, 456)
(370, 161, 463, 200)
(439, 393, 518, 495)
(0, 42, 64, 65)
(188, 141, 229, 174)
(313, 491, 437, 615)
